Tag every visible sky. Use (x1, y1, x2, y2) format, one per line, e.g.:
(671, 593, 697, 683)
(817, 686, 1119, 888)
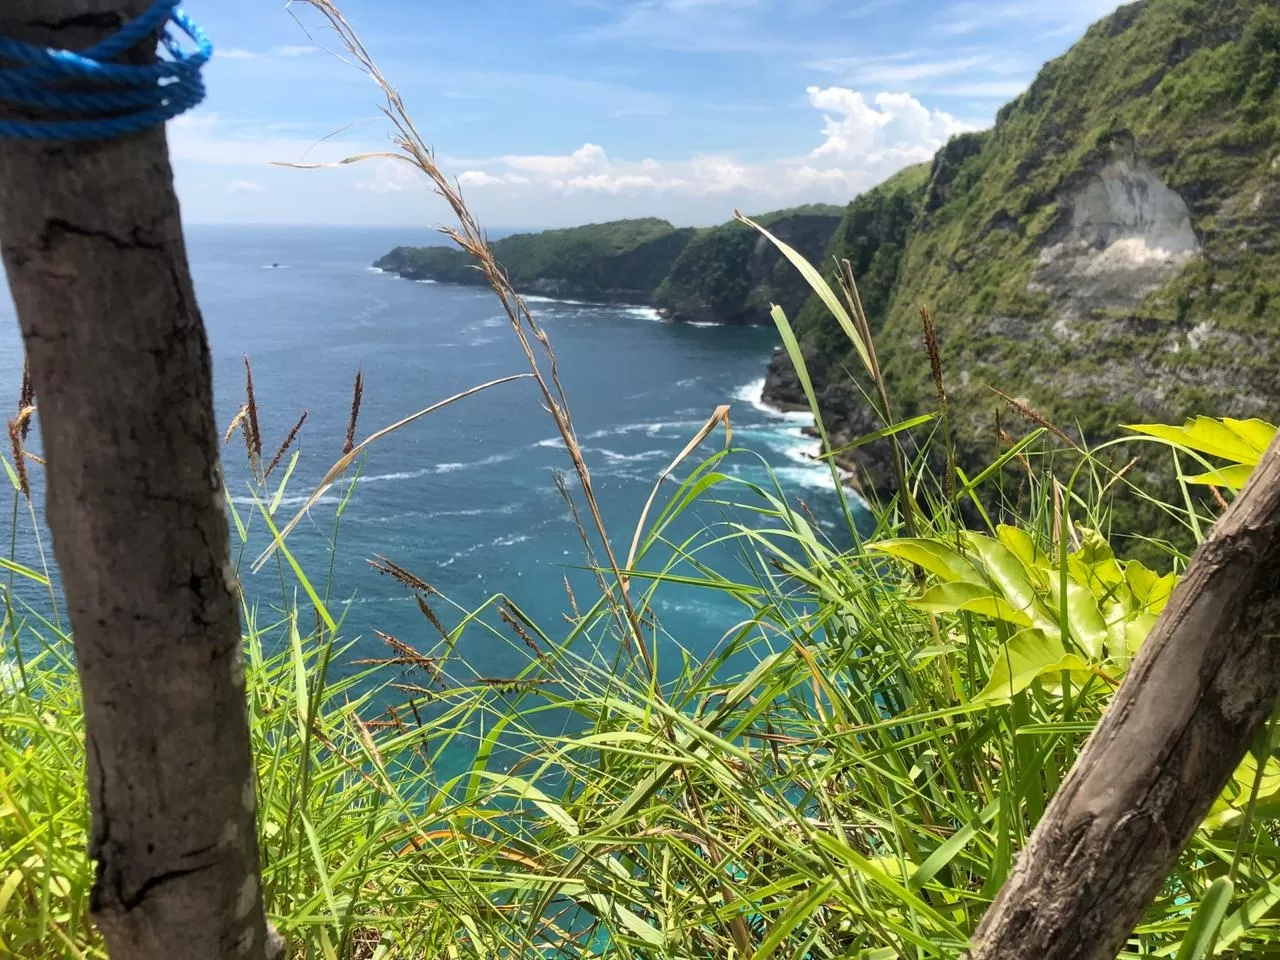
(174, 0, 1125, 228)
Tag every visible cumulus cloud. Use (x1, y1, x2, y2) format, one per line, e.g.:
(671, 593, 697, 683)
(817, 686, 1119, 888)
(503, 143, 608, 176)
(457, 170, 530, 187)
(807, 86, 971, 168)
(432, 85, 978, 212)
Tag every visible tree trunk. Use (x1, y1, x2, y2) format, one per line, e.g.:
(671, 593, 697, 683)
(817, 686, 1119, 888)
(968, 435, 1280, 960)
(0, 4, 278, 958)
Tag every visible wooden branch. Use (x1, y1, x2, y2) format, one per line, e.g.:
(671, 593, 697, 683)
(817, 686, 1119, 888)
(968, 435, 1280, 959)
(0, 4, 280, 958)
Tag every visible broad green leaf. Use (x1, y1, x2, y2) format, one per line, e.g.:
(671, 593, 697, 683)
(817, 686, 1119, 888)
(911, 581, 1033, 627)
(1043, 577, 1108, 660)
(997, 525, 1048, 579)
(960, 531, 1050, 625)
(1173, 875, 1232, 960)
(870, 538, 982, 584)
(1126, 417, 1276, 465)
(1124, 614, 1159, 657)
(975, 629, 1071, 703)
(1124, 563, 1177, 615)
(1229, 752, 1280, 804)
(1183, 464, 1255, 491)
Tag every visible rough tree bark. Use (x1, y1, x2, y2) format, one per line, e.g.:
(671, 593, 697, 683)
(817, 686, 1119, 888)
(968, 434, 1280, 960)
(0, 3, 279, 958)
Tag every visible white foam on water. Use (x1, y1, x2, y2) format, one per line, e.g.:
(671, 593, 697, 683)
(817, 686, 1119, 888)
(686, 320, 720, 328)
(535, 436, 566, 449)
(357, 468, 432, 485)
(491, 533, 531, 548)
(367, 266, 387, 274)
(414, 278, 437, 284)
(624, 306, 664, 322)
(732, 378, 813, 424)
(230, 493, 341, 508)
(433, 450, 517, 474)
(593, 448, 669, 463)
(521, 294, 590, 306)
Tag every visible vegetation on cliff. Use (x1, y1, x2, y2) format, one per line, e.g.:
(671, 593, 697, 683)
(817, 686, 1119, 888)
(652, 203, 843, 324)
(375, 217, 695, 303)
(769, 0, 1280, 555)
(375, 204, 843, 322)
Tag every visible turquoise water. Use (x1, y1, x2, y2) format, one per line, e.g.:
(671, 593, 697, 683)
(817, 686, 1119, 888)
(0, 225, 863, 693)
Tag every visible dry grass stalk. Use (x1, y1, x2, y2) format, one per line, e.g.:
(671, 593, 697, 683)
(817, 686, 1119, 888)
(7, 419, 28, 500)
(990, 386, 1073, 444)
(265, 409, 308, 480)
(279, 0, 657, 678)
(344, 369, 363, 456)
(243, 356, 263, 473)
(369, 555, 436, 594)
(252, 374, 529, 572)
(16, 358, 33, 442)
(223, 404, 248, 445)
(278, 7, 751, 949)
(414, 594, 451, 645)
(921, 305, 946, 415)
(499, 604, 545, 659)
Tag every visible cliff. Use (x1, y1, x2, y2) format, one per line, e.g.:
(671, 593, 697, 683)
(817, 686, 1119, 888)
(765, 0, 1280, 531)
(374, 206, 843, 323)
(374, 218, 695, 304)
(653, 204, 843, 325)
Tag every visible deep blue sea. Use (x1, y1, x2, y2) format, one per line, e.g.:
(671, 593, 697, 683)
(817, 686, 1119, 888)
(0, 225, 861, 694)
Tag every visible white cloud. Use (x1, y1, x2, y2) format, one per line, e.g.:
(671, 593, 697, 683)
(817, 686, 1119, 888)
(554, 173, 691, 193)
(213, 44, 318, 62)
(691, 156, 752, 194)
(503, 143, 608, 176)
(226, 179, 263, 193)
(807, 86, 973, 167)
(356, 159, 425, 194)
(423, 85, 977, 210)
(457, 170, 530, 187)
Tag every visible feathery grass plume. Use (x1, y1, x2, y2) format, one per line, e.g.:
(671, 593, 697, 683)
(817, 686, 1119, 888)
(243, 356, 263, 472)
(369, 554, 436, 594)
(499, 604, 545, 659)
(990, 385, 1073, 444)
(415, 594, 451, 645)
(265, 409, 308, 480)
(344, 369, 364, 456)
(16, 357, 32, 442)
(7, 419, 28, 500)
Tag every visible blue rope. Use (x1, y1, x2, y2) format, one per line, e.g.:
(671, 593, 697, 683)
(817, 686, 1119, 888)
(0, 0, 211, 141)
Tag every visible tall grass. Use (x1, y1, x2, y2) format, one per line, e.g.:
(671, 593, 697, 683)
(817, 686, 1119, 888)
(5, 4, 1280, 958)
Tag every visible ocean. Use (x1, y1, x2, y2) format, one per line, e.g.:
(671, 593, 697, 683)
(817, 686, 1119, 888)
(0, 225, 865, 692)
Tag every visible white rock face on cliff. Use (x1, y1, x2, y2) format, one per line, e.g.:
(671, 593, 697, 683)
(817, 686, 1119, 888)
(1032, 158, 1201, 319)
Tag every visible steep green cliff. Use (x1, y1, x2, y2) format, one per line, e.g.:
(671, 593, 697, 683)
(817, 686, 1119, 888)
(375, 219, 695, 304)
(374, 206, 843, 322)
(653, 204, 843, 325)
(766, 0, 1280, 537)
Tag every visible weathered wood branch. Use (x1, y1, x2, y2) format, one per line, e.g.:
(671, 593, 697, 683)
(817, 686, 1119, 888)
(968, 435, 1280, 959)
(0, 3, 279, 957)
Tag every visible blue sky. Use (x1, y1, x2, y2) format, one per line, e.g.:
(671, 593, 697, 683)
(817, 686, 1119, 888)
(174, 0, 1123, 227)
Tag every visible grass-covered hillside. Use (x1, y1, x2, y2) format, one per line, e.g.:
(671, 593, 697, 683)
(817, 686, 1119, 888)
(767, 0, 1280, 545)
(375, 218, 696, 304)
(375, 204, 844, 322)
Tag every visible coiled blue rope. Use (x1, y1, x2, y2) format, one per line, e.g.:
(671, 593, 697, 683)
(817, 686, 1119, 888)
(0, 0, 211, 141)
